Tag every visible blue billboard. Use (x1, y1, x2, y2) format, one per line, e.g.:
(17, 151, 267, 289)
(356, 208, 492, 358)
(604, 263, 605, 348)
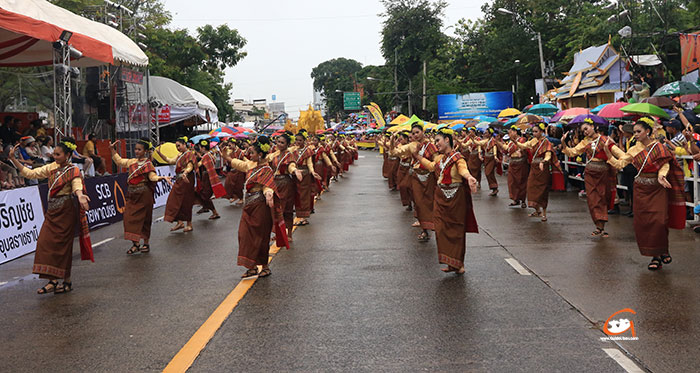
(437, 91, 514, 121)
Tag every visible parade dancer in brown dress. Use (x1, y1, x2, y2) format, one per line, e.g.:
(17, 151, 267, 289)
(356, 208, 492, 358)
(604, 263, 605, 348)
(157, 136, 197, 233)
(475, 128, 500, 196)
(268, 131, 303, 242)
(111, 139, 172, 255)
(293, 129, 321, 226)
(496, 125, 529, 207)
(9, 137, 92, 294)
(414, 127, 479, 274)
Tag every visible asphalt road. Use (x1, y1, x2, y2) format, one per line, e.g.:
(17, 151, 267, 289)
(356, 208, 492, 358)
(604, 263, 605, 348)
(1, 150, 698, 372)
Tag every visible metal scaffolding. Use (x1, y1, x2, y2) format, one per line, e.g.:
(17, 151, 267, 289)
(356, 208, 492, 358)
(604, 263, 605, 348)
(52, 42, 72, 142)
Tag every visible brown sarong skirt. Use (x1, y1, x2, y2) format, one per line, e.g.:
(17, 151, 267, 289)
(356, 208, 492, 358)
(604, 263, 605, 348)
(295, 170, 312, 218)
(507, 158, 529, 202)
(197, 171, 216, 211)
(483, 155, 498, 189)
(633, 178, 670, 257)
(382, 151, 389, 178)
(467, 153, 482, 184)
(224, 170, 245, 200)
(527, 161, 551, 209)
(411, 171, 436, 230)
(164, 172, 195, 223)
(33, 196, 77, 280)
(387, 158, 399, 189)
(275, 175, 296, 230)
(434, 184, 470, 269)
(584, 162, 613, 223)
(397, 164, 412, 206)
(124, 184, 154, 242)
(237, 194, 272, 269)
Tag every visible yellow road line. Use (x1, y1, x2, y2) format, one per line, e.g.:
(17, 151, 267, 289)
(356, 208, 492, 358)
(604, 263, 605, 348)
(163, 219, 302, 373)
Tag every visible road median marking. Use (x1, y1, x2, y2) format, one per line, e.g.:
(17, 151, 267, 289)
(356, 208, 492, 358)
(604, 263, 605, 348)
(164, 219, 301, 372)
(602, 348, 644, 372)
(92, 237, 115, 248)
(504, 258, 531, 275)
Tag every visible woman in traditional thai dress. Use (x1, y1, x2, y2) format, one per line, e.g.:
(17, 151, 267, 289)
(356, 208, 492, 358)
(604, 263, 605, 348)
(110, 138, 172, 255)
(516, 123, 564, 222)
(268, 131, 303, 242)
(474, 127, 500, 196)
(311, 134, 335, 202)
(390, 122, 438, 241)
(293, 129, 321, 226)
(604, 117, 686, 270)
(385, 133, 400, 191)
(496, 125, 529, 207)
(462, 127, 483, 189)
(223, 136, 286, 278)
(157, 136, 197, 233)
(223, 139, 246, 205)
(195, 139, 225, 220)
(414, 128, 478, 274)
(395, 130, 414, 211)
(562, 119, 626, 237)
(9, 137, 92, 294)
(380, 133, 390, 179)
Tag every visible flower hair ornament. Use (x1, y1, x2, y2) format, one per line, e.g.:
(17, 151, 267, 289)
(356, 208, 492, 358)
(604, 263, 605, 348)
(638, 117, 655, 127)
(139, 139, 154, 150)
(177, 136, 189, 143)
(259, 142, 271, 153)
(583, 118, 594, 125)
(537, 122, 547, 131)
(61, 140, 77, 151)
(438, 127, 455, 136)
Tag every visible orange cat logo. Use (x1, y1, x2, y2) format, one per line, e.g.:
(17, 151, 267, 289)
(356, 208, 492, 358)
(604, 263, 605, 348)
(604, 308, 636, 337)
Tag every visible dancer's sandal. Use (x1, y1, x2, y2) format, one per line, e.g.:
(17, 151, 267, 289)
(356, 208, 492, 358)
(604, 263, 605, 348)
(54, 282, 72, 294)
(591, 228, 608, 237)
(258, 268, 272, 278)
(126, 244, 141, 255)
(140, 244, 150, 253)
(183, 226, 193, 232)
(521, 202, 527, 208)
(417, 232, 430, 242)
(648, 257, 662, 271)
(37, 280, 58, 294)
(529, 211, 541, 217)
(170, 223, 184, 231)
(660, 254, 672, 264)
(209, 214, 221, 220)
(241, 268, 258, 278)
(541, 216, 548, 222)
(508, 201, 519, 206)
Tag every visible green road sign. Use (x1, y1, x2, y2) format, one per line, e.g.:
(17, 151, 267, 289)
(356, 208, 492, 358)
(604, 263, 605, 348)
(343, 92, 361, 110)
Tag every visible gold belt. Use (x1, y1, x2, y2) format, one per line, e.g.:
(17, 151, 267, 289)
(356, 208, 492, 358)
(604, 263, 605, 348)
(47, 195, 71, 211)
(128, 183, 149, 194)
(510, 157, 526, 163)
(532, 157, 544, 163)
(413, 168, 430, 175)
(585, 161, 609, 171)
(244, 191, 264, 206)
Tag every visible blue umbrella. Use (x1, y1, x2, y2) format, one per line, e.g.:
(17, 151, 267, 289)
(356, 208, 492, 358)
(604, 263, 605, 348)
(473, 115, 498, 123)
(590, 103, 609, 114)
(450, 122, 465, 131)
(475, 121, 492, 130)
(503, 117, 519, 127)
(526, 103, 558, 116)
(190, 134, 211, 144)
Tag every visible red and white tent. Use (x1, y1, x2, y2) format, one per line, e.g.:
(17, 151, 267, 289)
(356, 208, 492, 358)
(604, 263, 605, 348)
(0, 0, 148, 67)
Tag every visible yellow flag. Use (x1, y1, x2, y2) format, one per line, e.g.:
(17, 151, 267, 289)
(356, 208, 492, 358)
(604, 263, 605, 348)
(365, 102, 386, 127)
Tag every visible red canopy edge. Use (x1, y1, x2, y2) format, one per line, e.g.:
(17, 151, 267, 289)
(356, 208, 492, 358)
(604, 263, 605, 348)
(0, 8, 113, 66)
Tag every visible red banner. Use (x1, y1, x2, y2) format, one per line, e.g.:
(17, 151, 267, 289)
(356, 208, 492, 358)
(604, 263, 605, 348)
(680, 32, 700, 75)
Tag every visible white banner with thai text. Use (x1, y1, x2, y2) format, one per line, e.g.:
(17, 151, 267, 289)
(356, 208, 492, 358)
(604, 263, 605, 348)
(0, 186, 45, 264)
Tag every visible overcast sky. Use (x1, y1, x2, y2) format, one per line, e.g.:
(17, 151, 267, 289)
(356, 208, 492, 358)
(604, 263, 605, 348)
(166, 0, 488, 119)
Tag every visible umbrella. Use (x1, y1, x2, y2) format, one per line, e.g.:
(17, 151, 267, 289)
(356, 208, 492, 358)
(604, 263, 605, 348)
(620, 103, 670, 119)
(640, 96, 677, 108)
(190, 134, 210, 144)
(387, 124, 410, 133)
(152, 142, 178, 164)
(473, 115, 498, 122)
(498, 108, 522, 118)
(551, 107, 590, 122)
(234, 133, 249, 139)
(515, 114, 544, 126)
(527, 103, 558, 116)
(522, 104, 533, 112)
(652, 81, 700, 97)
(475, 121, 491, 130)
(209, 126, 242, 136)
(390, 114, 411, 125)
(597, 102, 630, 119)
(569, 114, 609, 126)
(590, 103, 609, 114)
(450, 122, 466, 131)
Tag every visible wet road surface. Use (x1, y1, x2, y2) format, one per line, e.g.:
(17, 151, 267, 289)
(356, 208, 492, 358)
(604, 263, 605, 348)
(1, 150, 698, 372)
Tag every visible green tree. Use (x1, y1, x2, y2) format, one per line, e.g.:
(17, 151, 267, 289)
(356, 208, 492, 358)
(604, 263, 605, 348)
(197, 24, 248, 72)
(310, 58, 363, 118)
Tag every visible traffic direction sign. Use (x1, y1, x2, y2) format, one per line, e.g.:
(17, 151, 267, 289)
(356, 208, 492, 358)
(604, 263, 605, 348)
(343, 92, 361, 110)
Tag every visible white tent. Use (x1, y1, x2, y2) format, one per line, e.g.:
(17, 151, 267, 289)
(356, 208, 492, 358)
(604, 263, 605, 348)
(0, 0, 147, 67)
(142, 76, 219, 127)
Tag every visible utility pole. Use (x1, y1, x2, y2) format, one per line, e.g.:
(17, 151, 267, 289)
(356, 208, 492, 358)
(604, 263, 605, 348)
(537, 32, 545, 79)
(422, 60, 427, 112)
(394, 48, 399, 112)
(408, 79, 413, 116)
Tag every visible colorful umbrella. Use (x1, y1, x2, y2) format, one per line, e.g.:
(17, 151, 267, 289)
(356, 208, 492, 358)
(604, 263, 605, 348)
(153, 142, 178, 164)
(521, 104, 534, 112)
(498, 108, 522, 118)
(515, 114, 544, 125)
(473, 115, 498, 123)
(590, 103, 609, 114)
(190, 134, 210, 144)
(652, 81, 700, 97)
(569, 114, 608, 126)
(640, 96, 676, 108)
(475, 121, 491, 130)
(551, 107, 590, 122)
(526, 103, 558, 116)
(620, 103, 670, 119)
(597, 102, 630, 118)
